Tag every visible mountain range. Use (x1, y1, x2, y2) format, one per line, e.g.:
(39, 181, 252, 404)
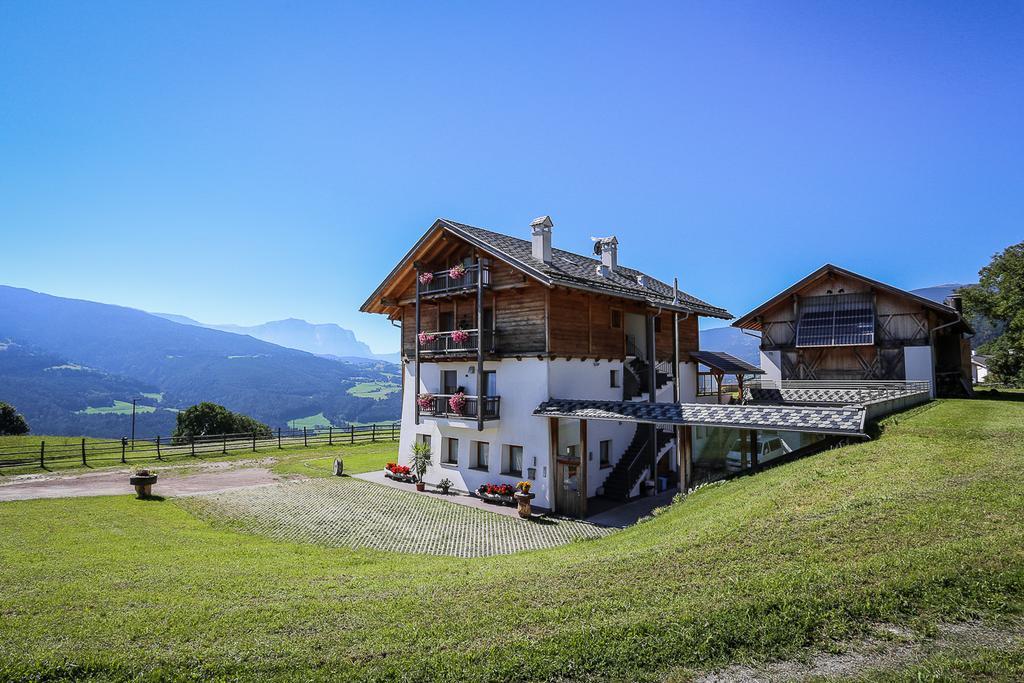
(153, 314, 400, 363)
(0, 286, 402, 437)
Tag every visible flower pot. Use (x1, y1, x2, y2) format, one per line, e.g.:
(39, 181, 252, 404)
(514, 491, 536, 518)
(129, 473, 158, 498)
(415, 482, 426, 492)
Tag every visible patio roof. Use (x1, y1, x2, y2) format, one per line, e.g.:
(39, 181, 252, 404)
(534, 399, 867, 437)
(690, 351, 765, 375)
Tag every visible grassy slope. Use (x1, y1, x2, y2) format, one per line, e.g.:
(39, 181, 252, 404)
(0, 399, 1022, 682)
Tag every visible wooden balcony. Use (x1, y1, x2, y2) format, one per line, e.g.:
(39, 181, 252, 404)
(418, 264, 490, 298)
(420, 394, 501, 421)
(418, 329, 495, 357)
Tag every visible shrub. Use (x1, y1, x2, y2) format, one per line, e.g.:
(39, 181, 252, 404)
(0, 402, 30, 436)
(172, 402, 271, 441)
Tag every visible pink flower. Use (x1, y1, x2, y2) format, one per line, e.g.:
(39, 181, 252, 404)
(451, 329, 470, 344)
(418, 331, 437, 345)
(416, 393, 435, 410)
(448, 263, 466, 279)
(448, 391, 467, 415)
(418, 271, 434, 285)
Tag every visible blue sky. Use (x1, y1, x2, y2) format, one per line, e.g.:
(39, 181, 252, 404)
(1, 1, 1021, 353)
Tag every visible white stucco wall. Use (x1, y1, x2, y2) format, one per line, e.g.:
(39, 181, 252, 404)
(904, 345, 934, 397)
(678, 361, 698, 403)
(760, 350, 782, 383)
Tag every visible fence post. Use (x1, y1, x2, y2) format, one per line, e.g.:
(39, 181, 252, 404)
(222, 434, 227, 455)
(252, 431, 256, 452)
(371, 424, 376, 442)
(121, 437, 126, 464)
(278, 427, 282, 449)
(156, 435, 162, 460)
(303, 427, 308, 447)
(391, 422, 397, 440)
(40, 441, 45, 468)
(328, 426, 333, 446)
(191, 436, 195, 457)
(81, 438, 86, 466)
(350, 425, 354, 444)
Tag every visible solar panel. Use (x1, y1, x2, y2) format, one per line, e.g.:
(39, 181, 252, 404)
(795, 293, 875, 347)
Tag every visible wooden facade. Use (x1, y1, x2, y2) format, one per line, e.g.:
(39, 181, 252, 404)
(733, 264, 972, 395)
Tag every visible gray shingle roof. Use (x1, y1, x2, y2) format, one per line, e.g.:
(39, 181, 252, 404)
(440, 219, 731, 319)
(690, 351, 765, 375)
(534, 399, 866, 436)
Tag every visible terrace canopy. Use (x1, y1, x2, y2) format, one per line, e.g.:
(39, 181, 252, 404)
(689, 350, 765, 403)
(534, 399, 867, 437)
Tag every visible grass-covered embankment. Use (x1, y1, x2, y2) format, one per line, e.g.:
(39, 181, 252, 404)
(0, 398, 1022, 681)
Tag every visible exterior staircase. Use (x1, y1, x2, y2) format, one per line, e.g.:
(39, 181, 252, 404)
(624, 357, 673, 402)
(602, 425, 676, 501)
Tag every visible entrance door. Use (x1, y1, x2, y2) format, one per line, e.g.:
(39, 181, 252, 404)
(555, 456, 582, 517)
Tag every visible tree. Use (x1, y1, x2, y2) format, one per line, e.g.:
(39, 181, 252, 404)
(0, 402, 30, 436)
(173, 402, 272, 440)
(962, 241, 1024, 386)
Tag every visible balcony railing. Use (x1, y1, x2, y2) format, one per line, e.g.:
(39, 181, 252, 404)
(418, 329, 495, 355)
(420, 394, 501, 421)
(418, 264, 490, 297)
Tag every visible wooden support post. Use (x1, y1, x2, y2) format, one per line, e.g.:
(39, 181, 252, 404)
(675, 424, 684, 489)
(646, 314, 657, 483)
(350, 425, 355, 444)
(749, 430, 759, 469)
(579, 419, 588, 518)
(191, 436, 196, 457)
(81, 438, 86, 466)
(371, 424, 376, 442)
(548, 417, 559, 514)
(157, 435, 162, 460)
(220, 434, 225, 454)
(476, 255, 485, 432)
(328, 427, 333, 446)
(121, 438, 127, 464)
(303, 427, 308, 447)
(414, 265, 422, 425)
(252, 431, 256, 452)
(277, 427, 282, 449)
(392, 422, 397, 440)
(40, 440, 45, 469)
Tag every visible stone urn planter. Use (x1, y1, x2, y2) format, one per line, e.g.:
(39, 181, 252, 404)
(129, 470, 158, 498)
(415, 481, 426, 492)
(514, 491, 536, 519)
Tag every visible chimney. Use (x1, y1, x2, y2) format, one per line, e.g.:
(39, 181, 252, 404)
(530, 215, 553, 264)
(592, 236, 618, 273)
(947, 293, 964, 316)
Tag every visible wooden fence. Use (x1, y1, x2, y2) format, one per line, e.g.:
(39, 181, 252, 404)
(0, 423, 400, 470)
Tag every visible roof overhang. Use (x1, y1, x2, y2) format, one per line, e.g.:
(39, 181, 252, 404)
(731, 263, 970, 333)
(534, 399, 867, 437)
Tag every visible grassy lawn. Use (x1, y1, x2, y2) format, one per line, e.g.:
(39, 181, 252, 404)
(0, 436, 398, 478)
(75, 399, 157, 415)
(346, 380, 401, 400)
(1, 398, 1023, 681)
(286, 411, 336, 429)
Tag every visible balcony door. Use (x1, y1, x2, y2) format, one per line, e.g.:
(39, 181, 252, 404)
(439, 311, 455, 333)
(442, 370, 459, 395)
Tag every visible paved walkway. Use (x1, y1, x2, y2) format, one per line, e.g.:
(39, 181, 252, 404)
(0, 465, 280, 502)
(353, 469, 532, 519)
(178, 477, 613, 557)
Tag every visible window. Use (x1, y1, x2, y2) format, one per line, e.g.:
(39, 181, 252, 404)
(416, 433, 432, 450)
(443, 437, 459, 465)
(609, 369, 620, 388)
(439, 311, 455, 332)
(600, 439, 612, 468)
(610, 308, 622, 329)
(483, 371, 497, 396)
(795, 293, 875, 347)
(442, 370, 459, 395)
(472, 441, 489, 470)
(504, 445, 524, 475)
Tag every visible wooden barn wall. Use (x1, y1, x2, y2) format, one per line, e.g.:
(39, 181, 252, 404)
(781, 346, 906, 381)
(655, 313, 698, 361)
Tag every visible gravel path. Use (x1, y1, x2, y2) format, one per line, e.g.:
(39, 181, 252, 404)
(178, 477, 613, 557)
(0, 465, 280, 502)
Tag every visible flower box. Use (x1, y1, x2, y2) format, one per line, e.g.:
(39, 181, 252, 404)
(384, 463, 417, 483)
(418, 271, 434, 286)
(448, 392, 467, 415)
(448, 263, 466, 280)
(416, 393, 435, 410)
(450, 329, 470, 345)
(418, 332, 437, 346)
(476, 483, 516, 506)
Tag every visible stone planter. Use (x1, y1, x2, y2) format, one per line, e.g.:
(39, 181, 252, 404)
(514, 491, 536, 518)
(129, 472, 158, 498)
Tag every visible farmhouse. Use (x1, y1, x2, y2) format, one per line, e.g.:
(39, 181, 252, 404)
(362, 218, 931, 517)
(731, 264, 973, 398)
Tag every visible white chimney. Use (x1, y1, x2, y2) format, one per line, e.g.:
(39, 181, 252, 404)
(530, 215, 553, 264)
(592, 236, 618, 272)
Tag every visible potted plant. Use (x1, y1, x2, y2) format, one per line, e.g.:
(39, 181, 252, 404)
(437, 478, 453, 495)
(129, 469, 158, 498)
(418, 331, 437, 346)
(476, 483, 516, 505)
(384, 462, 414, 482)
(410, 440, 432, 492)
(416, 393, 435, 410)
(514, 481, 535, 519)
(448, 263, 466, 280)
(448, 391, 467, 415)
(451, 329, 470, 345)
